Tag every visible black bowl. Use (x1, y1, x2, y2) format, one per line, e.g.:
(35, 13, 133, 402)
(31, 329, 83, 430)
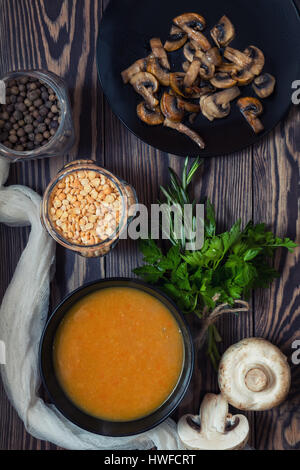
(39, 278, 194, 436)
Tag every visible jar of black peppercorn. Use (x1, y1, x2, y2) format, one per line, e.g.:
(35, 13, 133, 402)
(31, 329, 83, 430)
(0, 70, 74, 161)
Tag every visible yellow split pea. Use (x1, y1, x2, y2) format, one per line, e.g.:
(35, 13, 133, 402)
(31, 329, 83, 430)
(49, 170, 121, 245)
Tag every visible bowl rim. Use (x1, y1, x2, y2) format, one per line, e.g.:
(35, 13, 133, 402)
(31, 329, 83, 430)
(39, 277, 194, 437)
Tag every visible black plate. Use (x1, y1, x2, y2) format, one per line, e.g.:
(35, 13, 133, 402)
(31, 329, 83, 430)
(39, 278, 194, 436)
(97, 0, 300, 157)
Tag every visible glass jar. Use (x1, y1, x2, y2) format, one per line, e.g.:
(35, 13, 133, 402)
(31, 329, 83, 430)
(0, 69, 74, 161)
(41, 160, 138, 257)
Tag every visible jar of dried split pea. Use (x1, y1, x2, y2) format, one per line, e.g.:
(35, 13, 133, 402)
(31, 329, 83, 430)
(41, 160, 138, 257)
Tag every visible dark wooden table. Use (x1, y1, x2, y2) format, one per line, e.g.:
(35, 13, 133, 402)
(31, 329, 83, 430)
(0, 0, 299, 450)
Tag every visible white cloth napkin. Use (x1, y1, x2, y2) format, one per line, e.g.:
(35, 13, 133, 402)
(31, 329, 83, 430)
(0, 159, 183, 450)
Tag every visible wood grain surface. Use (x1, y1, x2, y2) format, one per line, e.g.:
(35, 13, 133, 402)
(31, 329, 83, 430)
(0, 0, 299, 450)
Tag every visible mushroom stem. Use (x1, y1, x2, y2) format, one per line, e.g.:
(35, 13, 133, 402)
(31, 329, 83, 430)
(245, 367, 268, 392)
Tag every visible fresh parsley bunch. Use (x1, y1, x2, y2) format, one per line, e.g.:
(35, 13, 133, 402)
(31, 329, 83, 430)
(133, 158, 297, 367)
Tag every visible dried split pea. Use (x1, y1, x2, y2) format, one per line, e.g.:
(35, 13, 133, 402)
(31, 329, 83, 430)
(49, 170, 122, 245)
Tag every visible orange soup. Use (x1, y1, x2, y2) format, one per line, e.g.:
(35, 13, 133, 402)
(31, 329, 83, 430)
(53, 287, 184, 421)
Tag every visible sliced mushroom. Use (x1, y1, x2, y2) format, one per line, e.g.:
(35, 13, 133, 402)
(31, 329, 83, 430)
(130, 72, 159, 108)
(164, 118, 205, 149)
(182, 61, 191, 73)
(217, 62, 239, 74)
(178, 393, 249, 450)
(164, 25, 188, 52)
(224, 46, 252, 69)
(205, 47, 222, 67)
(237, 96, 264, 133)
(244, 45, 265, 76)
(185, 80, 215, 99)
(210, 72, 237, 89)
(177, 96, 200, 113)
(218, 338, 291, 411)
(252, 73, 276, 98)
(160, 92, 185, 122)
(173, 13, 211, 51)
(137, 102, 164, 125)
(195, 50, 215, 80)
(210, 15, 235, 48)
(121, 58, 147, 84)
(183, 58, 201, 87)
(169, 72, 187, 97)
(146, 56, 170, 86)
(183, 41, 197, 62)
(232, 68, 255, 86)
(200, 86, 241, 120)
(150, 38, 170, 70)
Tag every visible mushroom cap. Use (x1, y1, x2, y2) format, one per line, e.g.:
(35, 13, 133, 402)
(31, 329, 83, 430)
(211, 15, 235, 48)
(237, 97, 264, 133)
(146, 56, 170, 86)
(206, 47, 222, 67)
(244, 45, 265, 76)
(252, 73, 276, 98)
(160, 92, 185, 122)
(200, 87, 240, 120)
(174, 13, 211, 51)
(130, 71, 159, 108)
(137, 102, 164, 125)
(177, 393, 249, 450)
(218, 337, 291, 411)
(149, 38, 170, 70)
(164, 26, 188, 52)
(183, 41, 197, 62)
(232, 69, 255, 86)
(210, 72, 237, 89)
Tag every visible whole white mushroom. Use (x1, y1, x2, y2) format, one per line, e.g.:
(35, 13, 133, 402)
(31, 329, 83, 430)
(218, 337, 291, 411)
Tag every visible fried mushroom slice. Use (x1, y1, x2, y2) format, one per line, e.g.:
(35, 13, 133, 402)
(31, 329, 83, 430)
(252, 73, 276, 98)
(216, 62, 239, 74)
(146, 56, 170, 86)
(137, 102, 164, 125)
(183, 41, 198, 62)
(169, 72, 187, 97)
(130, 72, 159, 108)
(174, 13, 211, 51)
(205, 47, 222, 66)
(150, 38, 170, 70)
(237, 97, 264, 133)
(164, 118, 205, 149)
(182, 61, 191, 73)
(160, 92, 185, 122)
(231, 68, 255, 86)
(200, 86, 241, 121)
(210, 15, 235, 48)
(121, 58, 147, 84)
(177, 96, 200, 113)
(195, 50, 215, 80)
(186, 80, 216, 98)
(210, 72, 237, 89)
(184, 58, 201, 87)
(164, 25, 188, 52)
(224, 47, 252, 69)
(244, 46, 265, 76)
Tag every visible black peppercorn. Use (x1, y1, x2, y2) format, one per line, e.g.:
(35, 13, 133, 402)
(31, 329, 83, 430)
(0, 75, 61, 151)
